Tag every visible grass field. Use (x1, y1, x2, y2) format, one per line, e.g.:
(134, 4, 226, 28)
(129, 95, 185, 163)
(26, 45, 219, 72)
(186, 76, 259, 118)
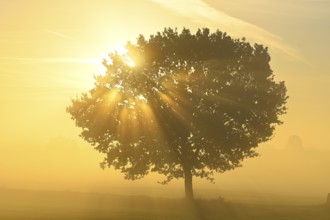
(0, 189, 329, 220)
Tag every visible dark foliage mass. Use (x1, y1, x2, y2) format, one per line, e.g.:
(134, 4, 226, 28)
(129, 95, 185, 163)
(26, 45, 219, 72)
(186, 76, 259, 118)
(67, 28, 287, 198)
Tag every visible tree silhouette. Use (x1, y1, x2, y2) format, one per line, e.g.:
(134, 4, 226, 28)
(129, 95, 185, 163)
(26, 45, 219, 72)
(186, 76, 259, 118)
(67, 28, 287, 199)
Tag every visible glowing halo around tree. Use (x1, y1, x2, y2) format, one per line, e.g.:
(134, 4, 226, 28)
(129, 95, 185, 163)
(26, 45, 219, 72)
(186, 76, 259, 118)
(67, 28, 288, 199)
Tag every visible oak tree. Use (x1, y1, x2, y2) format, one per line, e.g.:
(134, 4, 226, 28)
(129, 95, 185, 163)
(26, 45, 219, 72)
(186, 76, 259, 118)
(67, 28, 287, 199)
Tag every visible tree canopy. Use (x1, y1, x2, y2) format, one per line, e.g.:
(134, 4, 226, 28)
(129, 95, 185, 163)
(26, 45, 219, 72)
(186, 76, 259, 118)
(67, 28, 287, 199)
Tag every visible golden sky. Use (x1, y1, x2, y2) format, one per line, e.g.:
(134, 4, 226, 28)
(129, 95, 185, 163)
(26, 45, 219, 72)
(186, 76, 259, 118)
(1, 0, 330, 198)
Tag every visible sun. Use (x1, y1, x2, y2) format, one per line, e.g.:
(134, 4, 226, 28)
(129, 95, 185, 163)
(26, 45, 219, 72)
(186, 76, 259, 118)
(110, 45, 136, 67)
(95, 44, 136, 76)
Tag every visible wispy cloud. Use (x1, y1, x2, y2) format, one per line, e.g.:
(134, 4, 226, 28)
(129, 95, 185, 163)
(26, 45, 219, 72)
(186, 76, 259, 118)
(0, 38, 25, 44)
(44, 29, 74, 40)
(152, 0, 305, 62)
(0, 57, 99, 64)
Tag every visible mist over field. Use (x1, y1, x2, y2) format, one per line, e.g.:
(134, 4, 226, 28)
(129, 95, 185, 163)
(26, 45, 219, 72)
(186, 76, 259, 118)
(1, 135, 329, 205)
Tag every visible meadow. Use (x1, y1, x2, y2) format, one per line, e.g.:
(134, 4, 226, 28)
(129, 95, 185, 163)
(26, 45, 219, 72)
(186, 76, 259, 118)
(0, 189, 329, 220)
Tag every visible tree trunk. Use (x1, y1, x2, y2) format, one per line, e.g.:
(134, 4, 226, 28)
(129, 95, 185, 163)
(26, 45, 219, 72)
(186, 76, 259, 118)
(184, 168, 194, 200)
